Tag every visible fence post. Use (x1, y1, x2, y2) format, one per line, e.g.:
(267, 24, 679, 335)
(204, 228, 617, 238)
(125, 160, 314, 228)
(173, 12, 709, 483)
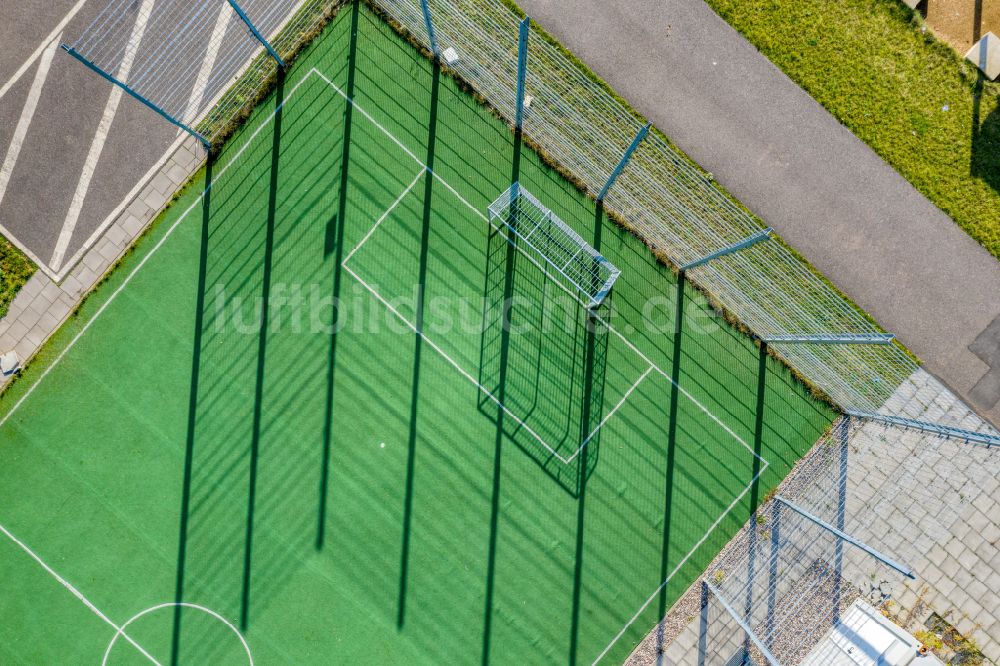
(765, 500, 781, 652)
(226, 0, 285, 67)
(831, 416, 850, 622)
(419, 0, 440, 59)
(597, 123, 650, 203)
(515, 17, 530, 131)
(62, 45, 211, 150)
(680, 228, 772, 271)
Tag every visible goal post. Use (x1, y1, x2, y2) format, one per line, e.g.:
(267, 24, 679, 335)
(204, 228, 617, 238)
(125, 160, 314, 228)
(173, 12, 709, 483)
(487, 184, 620, 310)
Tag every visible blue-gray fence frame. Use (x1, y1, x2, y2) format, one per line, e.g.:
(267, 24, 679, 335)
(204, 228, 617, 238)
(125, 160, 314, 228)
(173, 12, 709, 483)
(402, 0, 999, 447)
(66, 0, 1000, 446)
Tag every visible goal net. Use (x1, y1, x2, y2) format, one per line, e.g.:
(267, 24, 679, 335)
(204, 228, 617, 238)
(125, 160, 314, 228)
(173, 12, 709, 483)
(487, 184, 620, 309)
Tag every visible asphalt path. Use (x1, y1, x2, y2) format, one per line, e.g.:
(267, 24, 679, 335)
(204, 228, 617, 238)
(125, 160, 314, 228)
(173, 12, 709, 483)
(517, 0, 1000, 429)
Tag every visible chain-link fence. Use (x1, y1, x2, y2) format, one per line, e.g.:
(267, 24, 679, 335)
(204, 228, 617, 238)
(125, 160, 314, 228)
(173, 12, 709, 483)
(66, 0, 999, 444)
(366, 0, 999, 446)
(665, 412, 1000, 665)
(64, 0, 346, 146)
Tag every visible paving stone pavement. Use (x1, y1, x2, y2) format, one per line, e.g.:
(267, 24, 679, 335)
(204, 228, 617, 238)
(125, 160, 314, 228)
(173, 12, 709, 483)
(0, 135, 204, 388)
(631, 374, 1000, 665)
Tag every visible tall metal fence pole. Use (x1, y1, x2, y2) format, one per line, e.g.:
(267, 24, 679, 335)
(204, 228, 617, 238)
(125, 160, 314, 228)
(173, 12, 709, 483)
(764, 500, 781, 651)
(774, 496, 915, 578)
(226, 0, 286, 67)
(419, 0, 441, 59)
(62, 45, 211, 150)
(514, 17, 530, 131)
(597, 123, 650, 203)
(680, 228, 772, 271)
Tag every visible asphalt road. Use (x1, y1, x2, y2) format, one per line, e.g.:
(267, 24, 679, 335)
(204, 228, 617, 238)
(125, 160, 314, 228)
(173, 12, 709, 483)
(0, 0, 184, 278)
(517, 0, 1000, 429)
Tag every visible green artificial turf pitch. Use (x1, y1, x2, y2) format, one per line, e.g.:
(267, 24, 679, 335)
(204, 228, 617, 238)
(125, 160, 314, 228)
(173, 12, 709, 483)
(0, 4, 835, 664)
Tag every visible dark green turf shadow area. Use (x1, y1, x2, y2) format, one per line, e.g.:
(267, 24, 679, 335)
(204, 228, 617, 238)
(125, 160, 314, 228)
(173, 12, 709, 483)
(0, 3, 834, 665)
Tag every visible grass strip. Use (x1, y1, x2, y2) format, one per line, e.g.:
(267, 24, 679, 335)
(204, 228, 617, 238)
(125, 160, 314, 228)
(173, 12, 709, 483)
(0, 238, 35, 320)
(706, 0, 1000, 261)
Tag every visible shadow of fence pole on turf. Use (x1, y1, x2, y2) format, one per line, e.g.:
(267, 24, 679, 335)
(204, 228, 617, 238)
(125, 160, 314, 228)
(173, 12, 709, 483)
(655, 267, 686, 655)
(317, 0, 361, 552)
(238, 67, 286, 633)
(480, 107, 525, 666)
(172, 68, 302, 662)
(171, 146, 216, 666)
(396, 54, 441, 630)
(567, 202, 611, 665)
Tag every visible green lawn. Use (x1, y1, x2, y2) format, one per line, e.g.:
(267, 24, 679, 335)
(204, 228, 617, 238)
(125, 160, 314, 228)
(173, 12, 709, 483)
(706, 0, 1000, 261)
(0, 236, 35, 320)
(0, 4, 833, 664)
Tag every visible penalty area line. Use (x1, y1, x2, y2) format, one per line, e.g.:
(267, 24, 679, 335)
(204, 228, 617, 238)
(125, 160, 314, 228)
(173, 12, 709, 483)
(313, 65, 779, 666)
(590, 458, 770, 664)
(341, 169, 426, 267)
(340, 170, 654, 469)
(341, 261, 569, 463)
(566, 363, 655, 464)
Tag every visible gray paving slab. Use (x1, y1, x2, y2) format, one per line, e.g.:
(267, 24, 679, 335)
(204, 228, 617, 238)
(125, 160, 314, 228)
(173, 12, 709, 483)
(636, 412, 1000, 664)
(516, 0, 1000, 429)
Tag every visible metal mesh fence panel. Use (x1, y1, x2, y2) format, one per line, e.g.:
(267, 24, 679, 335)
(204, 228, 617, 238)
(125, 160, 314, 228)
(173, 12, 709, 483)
(694, 412, 1000, 664)
(706, 507, 903, 665)
(67, 0, 345, 144)
(365, 0, 999, 444)
(696, 420, 909, 665)
(68, 0, 1000, 444)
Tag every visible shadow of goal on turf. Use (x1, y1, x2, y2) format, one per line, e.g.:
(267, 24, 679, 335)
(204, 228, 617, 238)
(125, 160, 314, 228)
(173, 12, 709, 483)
(477, 225, 609, 496)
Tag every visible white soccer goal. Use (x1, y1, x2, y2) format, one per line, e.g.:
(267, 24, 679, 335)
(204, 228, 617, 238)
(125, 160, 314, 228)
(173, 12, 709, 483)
(487, 184, 620, 309)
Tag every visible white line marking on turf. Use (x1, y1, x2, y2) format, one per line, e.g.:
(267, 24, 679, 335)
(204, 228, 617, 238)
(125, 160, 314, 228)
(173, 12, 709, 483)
(0, 0, 88, 102)
(342, 261, 566, 462)
(0, 69, 308, 662)
(0, 523, 162, 665)
(312, 70, 764, 467)
(311, 69, 426, 171)
(103, 602, 252, 665)
(566, 364, 655, 464)
(0, 36, 60, 209)
(342, 167, 647, 465)
(308, 77, 779, 665)
(0, 68, 316, 431)
(341, 169, 425, 266)
(50, 0, 158, 272)
(590, 459, 770, 664)
(0, 63, 777, 666)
